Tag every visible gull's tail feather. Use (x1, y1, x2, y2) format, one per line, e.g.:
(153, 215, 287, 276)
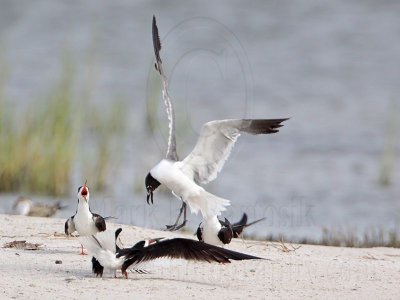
(187, 190, 230, 218)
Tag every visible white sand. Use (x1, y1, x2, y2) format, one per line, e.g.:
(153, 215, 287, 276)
(0, 214, 399, 299)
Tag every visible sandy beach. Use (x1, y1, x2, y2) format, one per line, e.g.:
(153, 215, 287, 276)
(0, 214, 399, 299)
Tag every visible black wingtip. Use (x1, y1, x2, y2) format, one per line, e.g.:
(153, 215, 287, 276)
(244, 217, 266, 228)
(236, 213, 248, 227)
(232, 213, 266, 238)
(152, 15, 162, 69)
(115, 228, 123, 240)
(231, 213, 247, 237)
(212, 244, 265, 261)
(245, 118, 290, 135)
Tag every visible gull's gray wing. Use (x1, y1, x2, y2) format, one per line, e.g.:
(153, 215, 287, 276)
(180, 118, 288, 184)
(152, 15, 178, 161)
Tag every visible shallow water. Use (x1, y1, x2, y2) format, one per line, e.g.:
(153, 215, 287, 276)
(0, 0, 399, 240)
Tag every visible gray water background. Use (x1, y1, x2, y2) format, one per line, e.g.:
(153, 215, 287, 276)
(0, 0, 399, 240)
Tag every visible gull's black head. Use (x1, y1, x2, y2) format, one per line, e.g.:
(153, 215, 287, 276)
(145, 172, 161, 204)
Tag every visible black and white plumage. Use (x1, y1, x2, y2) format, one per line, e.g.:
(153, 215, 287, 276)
(79, 228, 263, 278)
(91, 228, 123, 277)
(196, 213, 266, 246)
(12, 196, 65, 217)
(145, 16, 288, 231)
(64, 182, 107, 255)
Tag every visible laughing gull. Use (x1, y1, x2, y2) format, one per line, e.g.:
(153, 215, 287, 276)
(64, 181, 107, 255)
(196, 213, 266, 246)
(145, 16, 288, 230)
(12, 196, 65, 217)
(79, 228, 262, 278)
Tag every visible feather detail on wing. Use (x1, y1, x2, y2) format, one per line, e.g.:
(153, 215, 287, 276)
(180, 118, 288, 184)
(152, 15, 178, 161)
(118, 238, 262, 272)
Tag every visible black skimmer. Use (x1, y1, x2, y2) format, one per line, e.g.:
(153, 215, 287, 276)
(196, 213, 266, 246)
(12, 196, 65, 217)
(79, 228, 263, 278)
(145, 16, 288, 231)
(90, 228, 123, 277)
(64, 181, 107, 255)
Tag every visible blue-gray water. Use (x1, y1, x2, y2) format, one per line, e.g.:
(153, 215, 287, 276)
(0, 0, 399, 240)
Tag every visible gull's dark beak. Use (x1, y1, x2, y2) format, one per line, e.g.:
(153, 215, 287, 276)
(146, 190, 153, 205)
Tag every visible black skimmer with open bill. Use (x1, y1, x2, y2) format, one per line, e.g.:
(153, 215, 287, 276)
(64, 181, 107, 255)
(79, 228, 263, 278)
(196, 213, 266, 246)
(145, 16, 289, 231)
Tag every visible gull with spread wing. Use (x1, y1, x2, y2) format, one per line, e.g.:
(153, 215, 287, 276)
(145, 16, 288, 231)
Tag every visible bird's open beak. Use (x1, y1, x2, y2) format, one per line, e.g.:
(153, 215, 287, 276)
(81, 182, 88, 201)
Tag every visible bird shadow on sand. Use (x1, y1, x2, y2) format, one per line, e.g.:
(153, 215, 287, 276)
(80, 274, 225, 288)
(135, 275, 224, 287)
